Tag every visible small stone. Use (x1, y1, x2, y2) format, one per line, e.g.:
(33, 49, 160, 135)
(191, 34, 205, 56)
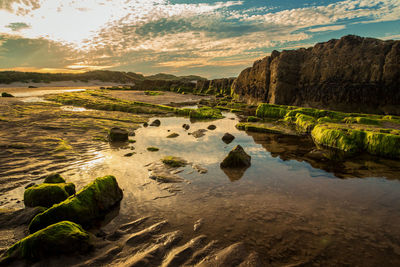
(108, 128, 129, 142)
(167, 133, 179, 138)
(207, 125, 216, 130)
(182, 124, 190, 130)
(150, 119, 161, 127)
(124, 153, 134, 157)
(191, 129, 207, 138)
(147, 147, 159, 152)
(143, 122, 148, 127)
(222, 133, 235, 144)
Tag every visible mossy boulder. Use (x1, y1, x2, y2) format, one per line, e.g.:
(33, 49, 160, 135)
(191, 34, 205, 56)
(247, 116, 259, 122)
(43, 173, 66, 183)
(162, 156, 187, 168)
(189, 107, 223, 119)
(0, 221, 91, 264)
(295, 114, 317, 133)
(24, 183, 76, 208)
(236, 122, 284, 134)
(256, 104, 288, 118)
(220, 145, 251, 168)
(108, 127, 128, 142)
(28, 175, 123, 233)
(364, 131, 400, 158)
(311, 124, 366, 153)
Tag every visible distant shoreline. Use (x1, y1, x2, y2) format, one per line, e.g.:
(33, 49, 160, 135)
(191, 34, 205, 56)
(0, 80, 133, 88)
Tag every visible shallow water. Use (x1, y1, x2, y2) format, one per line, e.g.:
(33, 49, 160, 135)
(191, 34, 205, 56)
(57, 112, 400, 265)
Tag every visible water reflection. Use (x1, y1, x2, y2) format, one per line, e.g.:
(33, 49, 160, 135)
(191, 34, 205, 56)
(221, 166, 249, 181)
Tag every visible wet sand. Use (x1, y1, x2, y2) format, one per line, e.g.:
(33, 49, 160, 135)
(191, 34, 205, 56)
(0, 88, 400, 266)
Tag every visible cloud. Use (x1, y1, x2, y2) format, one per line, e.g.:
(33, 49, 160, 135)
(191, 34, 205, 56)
(308, 25, 346, 32)
(5, 22, 30, 31)
(0, 0, 41, 15)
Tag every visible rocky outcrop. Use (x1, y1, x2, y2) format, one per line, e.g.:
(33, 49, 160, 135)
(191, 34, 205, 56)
(196, 78, 235, 95)
(232, 35, 400, 114)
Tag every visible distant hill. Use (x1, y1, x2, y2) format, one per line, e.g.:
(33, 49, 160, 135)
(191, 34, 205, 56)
(0, 70, 207, 84)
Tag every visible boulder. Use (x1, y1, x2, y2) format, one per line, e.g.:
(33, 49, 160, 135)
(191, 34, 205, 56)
(24, 183, 76, 208)
(28, 175, 123, 233)
(0, 221, 91, 264)
(222, 133, 235, 144)
(220, 145, 251, 168)
(150, 119, 161, 127)
(43, 173, 66, 183)
(108, 128, 128, 142)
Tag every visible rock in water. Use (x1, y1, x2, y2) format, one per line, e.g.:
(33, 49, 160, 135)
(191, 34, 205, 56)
(108, 128, 128, 142)
(182, 124, 190, 130)
(191, 129, 207, 138)
(222, 133, 235, 144)
(0, 221, 91, 264)
(43, 173, 66, 183)
(232, 35, 400, 114)
(1, 92, 14, 97)
(167, 133, 179, 138)
(220, 145, 251, 168)
(28, 175, 123, 233)
(24, 183, 76, 208)
(150, 119, 161, 127)
(207, 125, 217, 130)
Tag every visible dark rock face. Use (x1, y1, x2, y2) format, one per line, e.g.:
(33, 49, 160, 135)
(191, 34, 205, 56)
(232, 35, 400, 114)
(196, 78, 235, 95)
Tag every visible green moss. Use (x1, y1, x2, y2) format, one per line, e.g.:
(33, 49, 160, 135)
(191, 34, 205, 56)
(364, 131, 400, 158)
(24, 183, 76, 208)
(147, 147, 159, 152)
(311, 124, 366, 153)
(161, 156, 187, 167)
(28, 175, 123, 233)
(189, 107, 223, 119)
(344, 117, 380, 125)
(295, 114, 317, 133)
(0, 221, 91, 264)
(236, 123, 284, 134)
(247, 116, 259, 122)
(144, 91, 164, 96)
(44, 173, 66, 184)
(55, 139, 72, 151)
(256, 104, 288, 118)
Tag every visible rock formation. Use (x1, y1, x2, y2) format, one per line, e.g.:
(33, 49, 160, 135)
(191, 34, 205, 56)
(232, 35, 400, 114)
(196, 78, 235, 95)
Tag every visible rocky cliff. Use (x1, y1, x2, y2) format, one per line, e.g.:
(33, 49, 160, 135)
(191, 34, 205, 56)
(232, 35, 400, 114)
(196, 78, 235, 95)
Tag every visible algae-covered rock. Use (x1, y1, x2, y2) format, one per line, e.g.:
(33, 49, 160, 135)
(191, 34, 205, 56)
(24, 183, 76, 208)
(162, 156, 187, 168)
(295, 114, 317, 133)
(311, 124, 365, 153)
(364, 131, 400, 158)
(28, 175, 123, 233)
(222, 133, 235, 144)
(247, 116, 259, 122)
(256, 104, 288, 118)
(43, 173, 66, 183)
(0, 221, 91, 264)
(220, 145, 251, 168)
(108, 127, 128, 142)
(236, 123, 284, 134)
(189, 107, 223, 119)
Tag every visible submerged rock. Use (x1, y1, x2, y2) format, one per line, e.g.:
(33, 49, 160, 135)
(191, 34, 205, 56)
(24, 183, 76, 208)
(220, 145, 251, 168)
(222, 133, 235, 144)
(28, 175, 123, 233)
(43, 173, 66, 183)
(150, 119, 161, 127)
(207, 125, 217, 130)
(192, 129, 207, 138)
(162, 156, 187, 168)
(167, 133, 179, 138)
(0, 221, 91, 264)
(108, 127, 129, 142)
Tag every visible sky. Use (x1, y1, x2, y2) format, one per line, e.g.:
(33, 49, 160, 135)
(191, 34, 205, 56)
(0, 0, 399, 78)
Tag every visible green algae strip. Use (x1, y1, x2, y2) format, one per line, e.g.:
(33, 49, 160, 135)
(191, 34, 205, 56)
(28, 175, 123, 233)
(0, 221, 91, 264)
